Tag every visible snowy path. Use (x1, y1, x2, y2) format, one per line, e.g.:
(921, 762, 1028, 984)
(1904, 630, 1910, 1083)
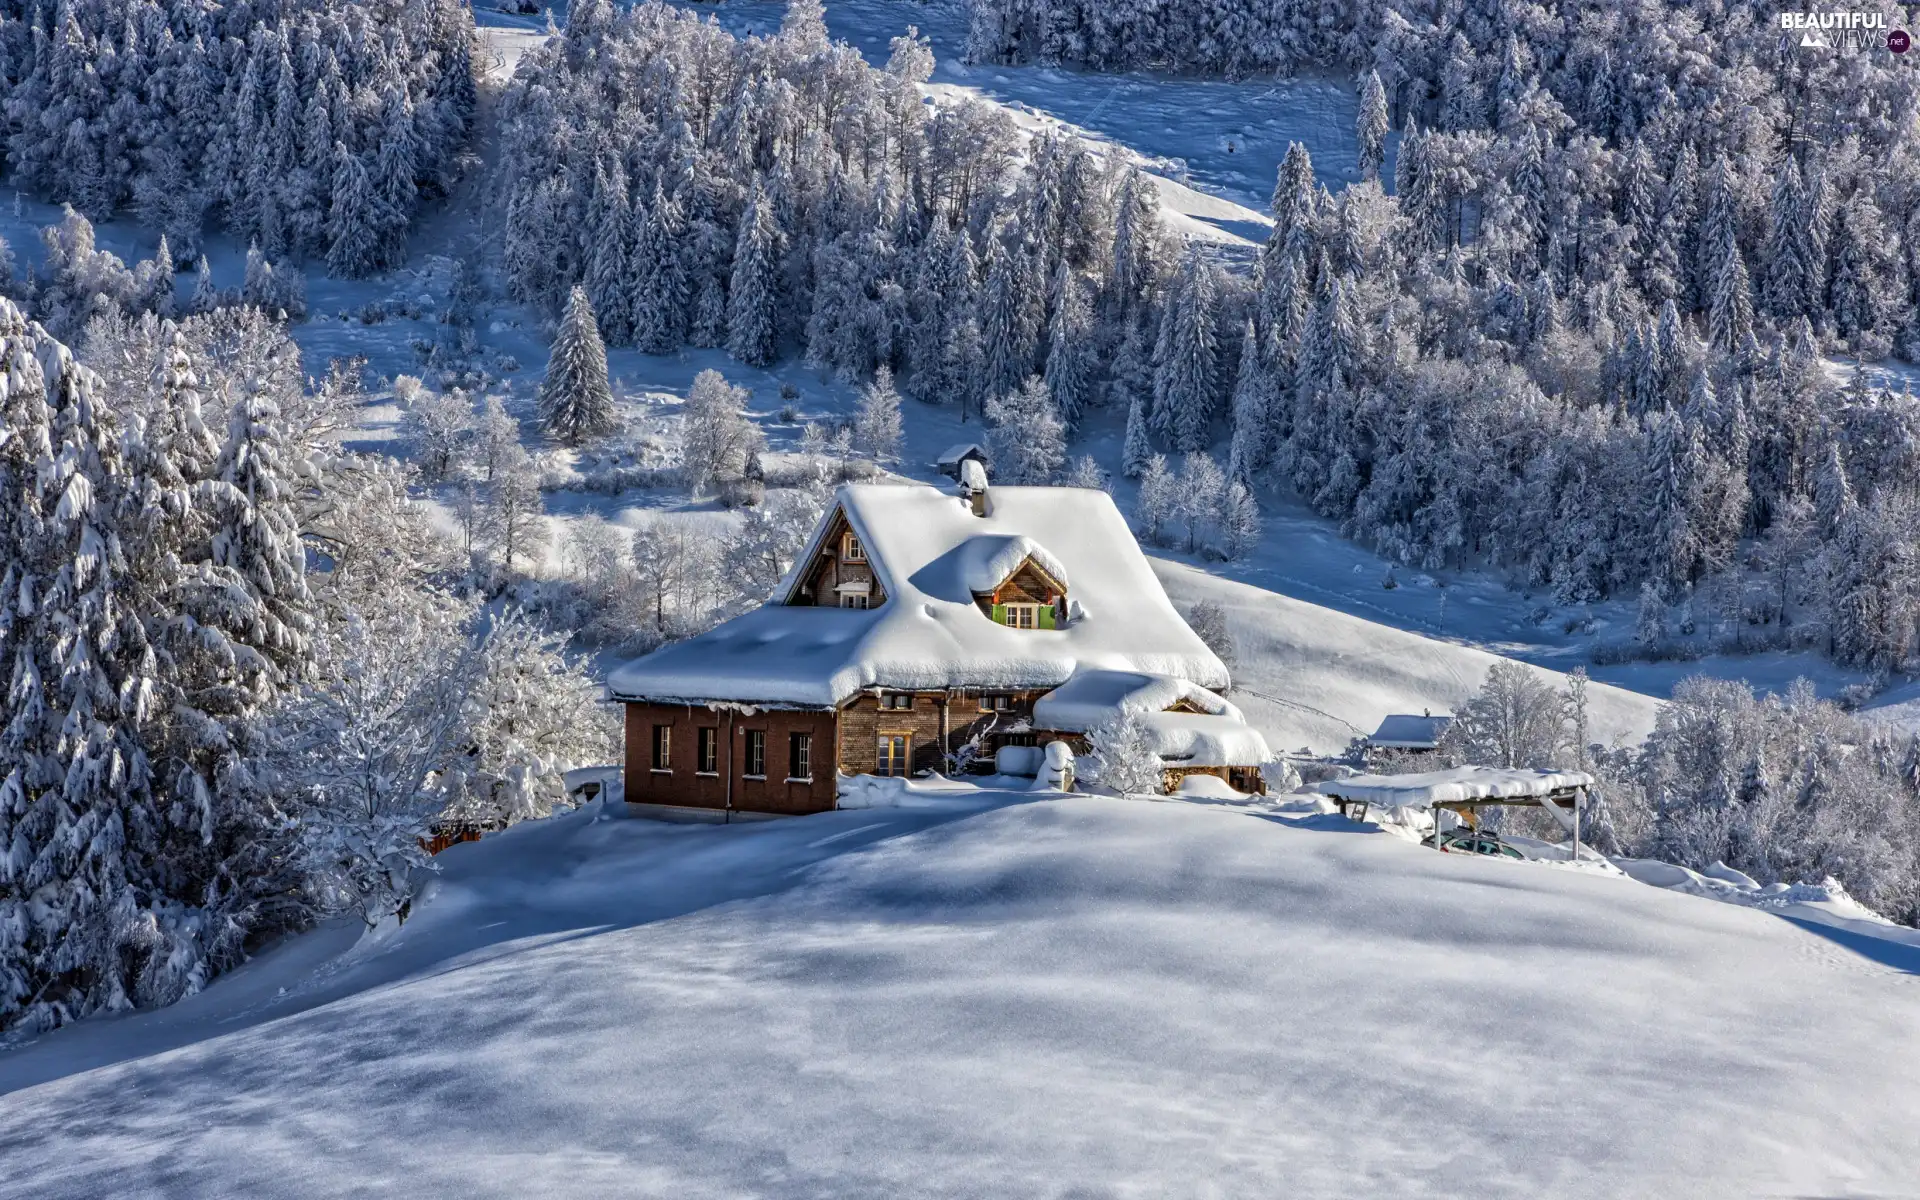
(3, 794, 1918, 1197)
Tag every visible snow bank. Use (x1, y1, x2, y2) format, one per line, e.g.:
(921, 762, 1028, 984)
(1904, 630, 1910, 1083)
(1173, 774, 1250, 803)
(610, 483, 1226, 706)
(833, 772, 1014, 811)
(11, 797, 1920, 1198)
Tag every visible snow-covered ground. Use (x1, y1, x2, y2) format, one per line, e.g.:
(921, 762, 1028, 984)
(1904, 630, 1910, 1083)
(4, 787, 1919, 1197)
(1153, 560, 1660, 753)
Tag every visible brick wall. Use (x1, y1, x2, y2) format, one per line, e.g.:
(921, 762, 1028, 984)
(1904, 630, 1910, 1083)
(624, 702, 838, 815)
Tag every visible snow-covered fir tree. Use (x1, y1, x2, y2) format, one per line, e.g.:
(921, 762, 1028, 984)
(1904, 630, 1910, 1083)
(538, 287, 617, 446)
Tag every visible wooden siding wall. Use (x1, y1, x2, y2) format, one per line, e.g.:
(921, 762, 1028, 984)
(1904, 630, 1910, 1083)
(623, 702, 838, 815)
(839, 690, 1049, 775)
(793, 510, 885, 607)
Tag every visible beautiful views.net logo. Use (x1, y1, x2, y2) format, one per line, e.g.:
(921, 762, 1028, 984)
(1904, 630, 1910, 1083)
(1779, 10, 1911, 52)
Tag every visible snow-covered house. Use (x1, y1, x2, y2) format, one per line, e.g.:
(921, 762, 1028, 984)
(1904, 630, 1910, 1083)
(608, 480, 1274, 814)
(1366, 713, 1454, 755)
(933, 442, 991, 480)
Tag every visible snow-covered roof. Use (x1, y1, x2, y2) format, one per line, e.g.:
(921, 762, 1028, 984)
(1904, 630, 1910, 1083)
(1031, 668, 1267, 767)
(1316, 767, 1594, 808)
(1033, 668, 1241, 731)
(958, 534, 1068, 594)
(1138, 711, 1273, 767)
(936, 442, 990, 466)
(1368, 714, 1454, 749)
(607, 482, 1228, 707)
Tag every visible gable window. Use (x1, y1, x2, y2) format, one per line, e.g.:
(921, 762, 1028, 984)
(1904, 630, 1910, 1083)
(651, 725, 671, 772)
(842, 532, 866, 562)
(697, 727, 718, 774)
(877, 734, 910, 777)
(881, 692, 913, 710)
(980, 693, 1012, 713)
(789, 732, 812, 781)
(744, 730, 766, 778)
(1004, 603, 1037, 629)
(841, 592, 871, 610)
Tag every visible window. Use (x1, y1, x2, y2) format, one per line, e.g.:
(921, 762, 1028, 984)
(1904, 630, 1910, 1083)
(840, 592, 870, 610)
(979, 693, 1012, 713)
(697, 727, 717, 774)
(651, 725, 671, 771)
(876, 734, 909, 777)
(881, 692, 913, 710)
(1003, 603, 1038, 629)
(744, 730, 765, 778)
(789, 732, 812, 781)
(842, 532, 866, 562)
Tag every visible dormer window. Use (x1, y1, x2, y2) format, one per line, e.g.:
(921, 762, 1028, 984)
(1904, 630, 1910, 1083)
(842, 532, 865, 562)
(841, 592, 870, 610)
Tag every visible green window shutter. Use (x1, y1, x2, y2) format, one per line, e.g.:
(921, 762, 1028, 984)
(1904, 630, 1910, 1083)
(991, 603, 1007, 625)
(1038, 604, 1056, 629)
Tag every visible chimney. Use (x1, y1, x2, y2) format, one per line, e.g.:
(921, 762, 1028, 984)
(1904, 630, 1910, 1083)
(958, 458, 989, 517)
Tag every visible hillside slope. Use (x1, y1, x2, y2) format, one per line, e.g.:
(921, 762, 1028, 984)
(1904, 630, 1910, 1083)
(1153, 561, 1663, 754)
(3, 794, 1917, 1198)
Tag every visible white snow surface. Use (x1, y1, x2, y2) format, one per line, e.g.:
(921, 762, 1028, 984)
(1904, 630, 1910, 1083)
(1136, 710, 1274, 768)
(955, 532, 1068, 594)
(5, 792, 1920, 1197)
(608, 483, 1227, 705)
(1317, 767, 1596, 808)
(1153, 561, 1663, 754)
(1033, 666, 1242, 728)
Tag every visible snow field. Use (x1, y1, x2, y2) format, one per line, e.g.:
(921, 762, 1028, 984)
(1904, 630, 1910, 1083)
(3, 792, 1918, 1197)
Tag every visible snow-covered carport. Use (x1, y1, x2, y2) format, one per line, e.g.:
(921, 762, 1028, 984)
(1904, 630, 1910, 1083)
(1317, 767, 1594, 857)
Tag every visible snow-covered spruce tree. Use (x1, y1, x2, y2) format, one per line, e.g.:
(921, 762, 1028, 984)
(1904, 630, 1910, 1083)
(985, 375, 1067, 485)
(1043, 268, 1095, 425)
(1152, 247, 1221, 452)
(1226, 318, 1270, 485)
(1083, 711, 1165, 797)
(682, 369, 764, 497)
(631, 182, 688, 355)
(0, 300, 317, 1032)
(854, 365, 905, 467)
(325, 143, 388, 280)
(0, 303, 155, 1031)
(727, 180, 783, 368)
(538, 286, 617, 446)
(1356, 70, 1390, 183)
